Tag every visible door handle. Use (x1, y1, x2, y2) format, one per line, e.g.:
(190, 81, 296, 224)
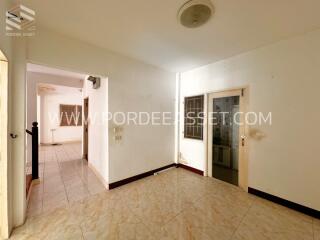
(10, 133, 18, 139)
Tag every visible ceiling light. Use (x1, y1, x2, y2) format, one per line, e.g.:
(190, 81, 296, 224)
(178, 0, 214, 28)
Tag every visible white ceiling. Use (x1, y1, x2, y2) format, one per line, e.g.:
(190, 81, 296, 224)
(27, 63, 87, 79)
(37, 83, 82, 95)
(23, 0, 320, 72)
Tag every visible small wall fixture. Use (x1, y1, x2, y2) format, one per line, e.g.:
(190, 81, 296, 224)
(87, 76, 101, 89)
(178, 0, 214, 28)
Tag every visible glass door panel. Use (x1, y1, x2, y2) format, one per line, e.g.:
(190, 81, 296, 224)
(212, 96, 239, 186)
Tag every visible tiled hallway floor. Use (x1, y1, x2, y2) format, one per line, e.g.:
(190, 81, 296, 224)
(11, 144, 319, 239)
(27, 143, 106, 217)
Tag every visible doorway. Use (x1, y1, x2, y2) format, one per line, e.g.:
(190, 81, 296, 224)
(26, 63, 87, 200)
(83, 97, 89, 160)
(207, 89, 248, 190)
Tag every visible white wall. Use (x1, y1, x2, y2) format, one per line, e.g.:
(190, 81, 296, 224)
(40, 92, 82, 144)
(180, 29, 320, 211)
(108, 66, 175, 183)
(82, 77, 109, 184)
(26, 72, 83, 130)
(26, 28, 176, 184)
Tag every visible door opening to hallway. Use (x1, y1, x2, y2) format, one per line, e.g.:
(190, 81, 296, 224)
(25, 64, 107, 217)
(25, 65, 85, 197)
(83, 97, 89, 161)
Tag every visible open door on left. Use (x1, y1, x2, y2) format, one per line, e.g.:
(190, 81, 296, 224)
(83, 97, 89, 160)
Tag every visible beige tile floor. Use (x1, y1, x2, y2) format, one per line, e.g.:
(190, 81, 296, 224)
(11, 143, 319, 239)
(26, 143, 107, 217)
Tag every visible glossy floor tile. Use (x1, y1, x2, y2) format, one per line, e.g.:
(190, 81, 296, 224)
(11, 147, 318, 239)
(26, 143, 107, 217)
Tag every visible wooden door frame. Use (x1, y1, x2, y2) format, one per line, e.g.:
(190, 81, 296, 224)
(83, 97, 89, 161)
(206, 87, 249, 191)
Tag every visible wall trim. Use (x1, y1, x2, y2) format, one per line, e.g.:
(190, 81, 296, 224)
(248, 187, 320, 219)
(88, 163, 109, 190)
(177, 163, 204, 175)
(109, 163, 176, 189)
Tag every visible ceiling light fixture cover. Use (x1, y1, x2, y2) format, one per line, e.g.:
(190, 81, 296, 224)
(178, 0, 214, 28)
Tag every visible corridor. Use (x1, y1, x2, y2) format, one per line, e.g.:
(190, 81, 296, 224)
(27, 143, 106, 217)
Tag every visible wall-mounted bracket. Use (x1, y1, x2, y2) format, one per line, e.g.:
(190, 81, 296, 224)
(87, 76, 101, 89)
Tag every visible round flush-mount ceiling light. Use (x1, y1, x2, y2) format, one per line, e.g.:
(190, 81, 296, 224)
(178, 0, 214, 28)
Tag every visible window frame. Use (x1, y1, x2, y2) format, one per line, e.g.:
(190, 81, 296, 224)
(59, 104, 82, 127)
(184, 95, 204, 140)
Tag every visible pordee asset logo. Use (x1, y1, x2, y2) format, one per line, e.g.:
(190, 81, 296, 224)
(6, 4, 36, 37)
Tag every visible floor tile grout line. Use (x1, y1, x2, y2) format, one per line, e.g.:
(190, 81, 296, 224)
(125, 201, 157, 237)
(62, 143, 93, 202)
(61, 143, 91, 199)
(31, 145, 49, 217)
(313, 219, 315, 240)
(123, 172, 206, 236)
(63, 143, 87, 184)
(57, 145, 72, 204)
(79, 224, 86, 240)
(34, 146, 46, 216)
(42, 147, 50, 212)
(39, 146, 47, 214)
(41, 143, 101, 213)
(69, 142, 106, 196)
(228, 198, 255, 240)
(28, 143, 100, 218)
(42, 146, 68, 211)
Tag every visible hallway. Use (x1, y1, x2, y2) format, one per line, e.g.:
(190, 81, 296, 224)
(27, 143, 106, 217)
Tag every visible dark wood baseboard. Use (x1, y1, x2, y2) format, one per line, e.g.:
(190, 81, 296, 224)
(177, 163, 204, 175)
(248, 187, 319, 219)
(109, 163, 176, 189)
